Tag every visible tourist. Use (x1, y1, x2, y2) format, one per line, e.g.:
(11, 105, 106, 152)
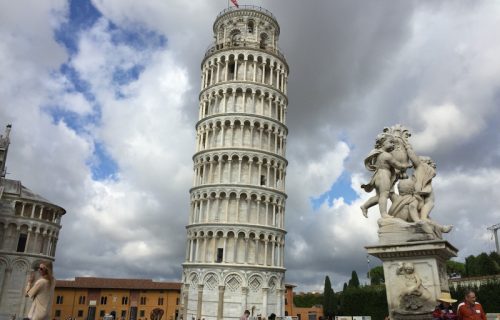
(268, 313, 276, 320)
(457, 290, 486, 320)
(25, 261, 56, 320)
(432, 292, 457, 319)
(240, 310, 250, 320)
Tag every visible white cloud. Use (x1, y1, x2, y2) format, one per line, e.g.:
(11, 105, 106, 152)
(298, 141, 350, 197)
(411, 102, 483, 152)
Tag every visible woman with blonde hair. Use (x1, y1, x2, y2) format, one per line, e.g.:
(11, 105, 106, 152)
(25, 260, 56, 320)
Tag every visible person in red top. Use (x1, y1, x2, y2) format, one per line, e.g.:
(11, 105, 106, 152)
(457, 290, 486, 320)
(432, 292, 458, 319)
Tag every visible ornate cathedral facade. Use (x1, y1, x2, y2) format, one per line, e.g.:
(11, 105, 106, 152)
(0, 125, 66, 319)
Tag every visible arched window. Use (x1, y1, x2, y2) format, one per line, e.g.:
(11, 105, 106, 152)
(231, 30, 241, 46)
(260, 33, 268, 49)
(247, 20, 254, 33)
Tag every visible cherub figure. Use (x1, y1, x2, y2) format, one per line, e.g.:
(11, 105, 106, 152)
(404, 142, 436, 220)
(396, 262, 432, 311)
(388, 177, 452, 237)
(361, 134, 411, 218)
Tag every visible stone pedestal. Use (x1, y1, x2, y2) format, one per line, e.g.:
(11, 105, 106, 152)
(366, 240, 458, 320)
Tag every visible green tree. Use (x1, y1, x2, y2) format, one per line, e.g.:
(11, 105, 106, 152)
(476, 252, 500, 275)
(348, 270, 360, 288)
(342, 282, 347, 292)
(369, 266, 385, 285)
(446, 260, 465, 277)
(338, 285, 388, 318)
(323, 276, 336, 319)
(465, 255, 478, 276)
(293, 292, 323, 308)
(466, 252, 500, 276)
(490, 251, 500, 266)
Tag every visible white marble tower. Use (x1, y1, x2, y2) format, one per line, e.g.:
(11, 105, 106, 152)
(0, 125, 66, 320)
(181, 5, 289, 320)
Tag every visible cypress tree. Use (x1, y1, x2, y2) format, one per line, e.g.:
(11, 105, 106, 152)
(323, 276, 336, 319)
(348, 270, 360, 288)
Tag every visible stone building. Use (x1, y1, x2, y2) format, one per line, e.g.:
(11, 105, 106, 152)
(180, 5, 289, 320)
(51, 277, 181, 320)
(0, 125, 66, 319)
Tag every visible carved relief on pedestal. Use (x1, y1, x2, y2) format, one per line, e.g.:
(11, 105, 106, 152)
(394, 262, 433, 312)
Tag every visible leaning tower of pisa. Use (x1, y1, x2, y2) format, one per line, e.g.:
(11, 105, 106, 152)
(181, 5, 289, 320)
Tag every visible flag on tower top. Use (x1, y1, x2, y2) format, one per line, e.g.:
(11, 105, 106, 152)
(231, 0, 239, 8)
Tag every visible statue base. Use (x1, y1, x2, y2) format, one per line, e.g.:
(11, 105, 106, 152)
(366, 240, 458, 320)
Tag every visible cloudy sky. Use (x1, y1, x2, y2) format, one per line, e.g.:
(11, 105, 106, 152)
(1, 0, 500, 292)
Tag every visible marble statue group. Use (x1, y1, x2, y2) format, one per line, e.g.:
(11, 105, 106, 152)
(360, 124, 452, 243)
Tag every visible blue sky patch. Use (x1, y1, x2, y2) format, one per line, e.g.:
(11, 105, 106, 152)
(58, 64, 94, 101)
(90, 142, 119, 181)
(311, 171, 358, 210)
(109, 25, 167, 50)
(113, 64, 145, 86)
(54, 0, 102, 54)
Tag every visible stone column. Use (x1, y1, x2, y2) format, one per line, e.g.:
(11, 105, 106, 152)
(261, 63, 266, 83)
(218, 158, 223, 183)
(269, 65, 274, 86)
(243, 59, 248, 80)
(222, 92, 227, 113)
(214, 195, 221, 222)
(261, 287, 269, 318)
(185, 238, 191, 260)
(264, 239, 269, 265)
(217, 286, 225, 320)
(253, 61, 257, 82)
(241, 287, 249, 310)
(223, 236, 228, 262)
(228, 159, 233, 183)
(182, 284, 190, 320)
(276, 289, 284, 317)
(21, 269, 32, 315)
(224, 61, 229, 81)
(0, 266, 12, 308)
(256, 199, 261, 224)
(265, 201, 269, 225)
(216, 61, 220, 82)
(271, 240, 276, 266)
(197, 284, 204, 320)
(248, 160, 253, 184)
(195, 236, 201, 262)
(238, 158, 243, 182)
(234, 58, 238, 81)
(206, 198, 211, 221)
(202, 235, 207, 262)
(212, 235, 218, 262)
(259, 128, 264, 149)
(244, 237, 249, 264)
(251, 92, 256, 114)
